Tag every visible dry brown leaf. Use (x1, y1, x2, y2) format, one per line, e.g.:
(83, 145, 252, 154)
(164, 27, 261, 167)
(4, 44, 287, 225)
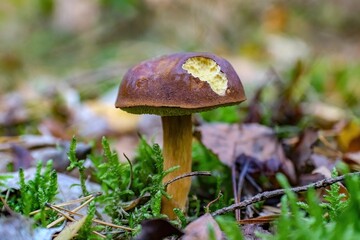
(0, 93, 29, 127)
(238, 214, 279, 224)
(262, 2, 288, 33)
(54, 216, 87, 240)
(337, 120, 360, 153)
(183, 213, 223, 240)
(85, 100, 140, 134)
(344, 151, 360, 171)
(195, 123, 296, 183)
(311, 166, 349, 201)
(10, 144, 33, 170)
(0, 135, 91, 172)
(134, 218, 183, 240)
(323, 120, 360, 170)
(303, 102, 346, 127)
(289, 128, 318, 174)
(38, 119, 72, 140)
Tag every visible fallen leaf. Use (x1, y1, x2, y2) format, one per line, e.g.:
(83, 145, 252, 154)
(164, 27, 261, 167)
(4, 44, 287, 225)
(86, 100, 140, 134)
(303, 102, 346, 127)
(54, 216, 87, 240)
(183, 213, 223, 240)
(298, 172, 325, 186)
(310, 153, 336, 171)
(238, 214, 279, 224)
(312, 166, 349, 201)
(262, 2, 288, 33)
(312, 166, 332, 178)
(0, 135, 91, 172)
(10, 144, 33, 170)
(134, 218, 183, 240)
(195, 123, 296, 183)
(344, 151, 360, 171)
(38, 119, 72, 140)
(337, 120, 360, 153)
(266, 36, 309, 72)
(288, 128, 318, 174)
(322, 120, 360, 170)
(0, 93, 28, 127)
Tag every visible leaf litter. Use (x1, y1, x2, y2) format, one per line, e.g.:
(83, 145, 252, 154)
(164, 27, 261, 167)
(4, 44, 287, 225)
(0, 61, 359, 239)
(195, 123, 296, 184)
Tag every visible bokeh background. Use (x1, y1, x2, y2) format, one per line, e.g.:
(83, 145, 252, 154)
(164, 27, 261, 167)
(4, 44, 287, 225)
(1, 0, 360, 145)
(1, 2, 360, 237)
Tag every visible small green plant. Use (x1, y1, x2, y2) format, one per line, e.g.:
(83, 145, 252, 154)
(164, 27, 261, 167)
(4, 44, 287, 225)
(7, 160, 59, 226)
(296, 169, 349, 222)
(91, 136, 178, 237)
(216, 215, 244, 240)
(94, 137, 135, 221)
(67, 136, 89, 197)
(75, 201, 99, 240)
(140, 143, 178, 216)
(0, 175, 12, 188)
(124, 138, 179, 234)
(261, 171, 360, 239)
(320, 169, 348, 221)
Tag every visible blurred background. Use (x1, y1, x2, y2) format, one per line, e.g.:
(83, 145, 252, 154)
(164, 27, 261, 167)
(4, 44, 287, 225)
(1, 2, 360, 235)
(0, 0, 359, 149)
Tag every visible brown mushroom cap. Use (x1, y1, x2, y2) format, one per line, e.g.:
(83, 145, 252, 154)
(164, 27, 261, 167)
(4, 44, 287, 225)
(116, 52, 246, 116)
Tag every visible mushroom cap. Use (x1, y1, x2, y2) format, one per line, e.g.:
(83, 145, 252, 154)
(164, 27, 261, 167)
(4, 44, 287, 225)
(115, 52, 246, 116)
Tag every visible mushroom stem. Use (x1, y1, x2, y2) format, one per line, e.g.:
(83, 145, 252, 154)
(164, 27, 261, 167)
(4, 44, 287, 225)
(161, 114, 192, 218)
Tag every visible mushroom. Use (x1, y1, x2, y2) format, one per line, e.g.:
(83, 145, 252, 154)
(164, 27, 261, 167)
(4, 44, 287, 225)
(115, 52, 246, 218)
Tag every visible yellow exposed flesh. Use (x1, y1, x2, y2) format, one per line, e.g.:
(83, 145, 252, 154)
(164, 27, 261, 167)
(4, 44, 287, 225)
(182, 57, 228, 96)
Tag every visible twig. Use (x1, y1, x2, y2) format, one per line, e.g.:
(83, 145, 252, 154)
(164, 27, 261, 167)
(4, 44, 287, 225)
(0, 196, 14, 214)
(212, 171, 360, 216)
(164, 171, 212, 187)
(236, 158, 250, 221)
(49, 204, 134, 231)
(47, 196, 95, 228)
(231, 165, 238, 219)
(245, 175, 262, 192)
(46, 203, 107, 238)
(29, 192, 102, 216)
(46, 203, 77, 222)
(205, 191, 223, 213)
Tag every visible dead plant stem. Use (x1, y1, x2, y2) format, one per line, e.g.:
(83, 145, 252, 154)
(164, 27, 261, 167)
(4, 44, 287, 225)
(212, 171, 360, 216)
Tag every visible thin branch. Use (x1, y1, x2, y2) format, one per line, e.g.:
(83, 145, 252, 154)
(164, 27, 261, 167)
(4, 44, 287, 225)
(29, 192, 102, 216)
(48, 204, 134, 231)
(212, 171, 360, 216)
(231, 165, 238, 218)
(205, 191, 223, 213)
(236, 158, 250, 221)
(164, 171, 212, 187)
(47, 196, 95, 228)
(47, 207, 106, 239)
(0, 196, 14, 215)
